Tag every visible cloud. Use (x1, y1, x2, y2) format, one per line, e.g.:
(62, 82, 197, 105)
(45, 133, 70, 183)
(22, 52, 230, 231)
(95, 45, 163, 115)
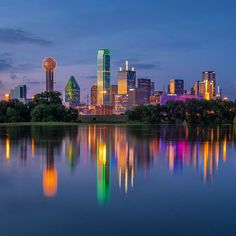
(0, 53, 13, 71)
(133, 62, 161, 70)
(114, 58, 161, 70)
(10, 73, 17, 80)
(0, 28, 52, 46)
(0, 53, 35, 73)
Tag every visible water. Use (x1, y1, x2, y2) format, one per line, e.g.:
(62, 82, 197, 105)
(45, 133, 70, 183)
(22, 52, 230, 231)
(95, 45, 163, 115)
(0, 125, 236, 236)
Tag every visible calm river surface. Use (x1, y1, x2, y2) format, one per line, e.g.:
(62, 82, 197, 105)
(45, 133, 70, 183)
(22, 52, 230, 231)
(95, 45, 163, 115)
(0, 125, 236, 236)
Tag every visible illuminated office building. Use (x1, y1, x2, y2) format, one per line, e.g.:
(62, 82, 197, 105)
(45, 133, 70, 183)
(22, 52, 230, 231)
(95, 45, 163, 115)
(110, 85, 118, 109)
(191, 81, 200, 95)
(150, 91, 163, 105)
(202, 71, 216, 97)
(199, 81, 205, 97)
(137, 78, 152, 104)
(43, 57, 57, 92)
(204, 79, 214, 100)
(118, 61, 136, 95)
(216, 86, 222, 99)
(151, 82, 155, 96)
(65, 76, 80, 107)
(198, 80, 214, 100)
(128, 87, 150, 108)
(128, 89, 136, 110)
(168, 79, 184, 95)
(114, 94, 129, 114)
(90, 84, 97, 106)
(10, 85, 27, 102)
(97, 49, 111, 106)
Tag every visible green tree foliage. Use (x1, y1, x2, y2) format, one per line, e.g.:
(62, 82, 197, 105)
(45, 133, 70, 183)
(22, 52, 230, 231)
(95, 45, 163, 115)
(0, 99, 30, 122)
(30, 92, 78, 122)
(127, 99, 236, 125)
(33, 91, 62, 105)
(0, 92, 78, 123)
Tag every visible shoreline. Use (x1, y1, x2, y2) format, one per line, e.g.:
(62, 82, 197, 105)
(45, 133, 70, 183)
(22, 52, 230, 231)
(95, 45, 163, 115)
(0, 122, 233, 127)
(0, 121, 142, 126)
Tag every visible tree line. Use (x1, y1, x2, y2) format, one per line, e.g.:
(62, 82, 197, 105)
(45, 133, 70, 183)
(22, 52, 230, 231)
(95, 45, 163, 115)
(1, 94, 236, 125)
(127, 99, 236, 125)
(0, 92, 78, 123)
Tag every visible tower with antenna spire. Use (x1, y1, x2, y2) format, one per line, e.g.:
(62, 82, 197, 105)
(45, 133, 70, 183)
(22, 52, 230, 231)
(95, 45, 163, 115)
(216, 85, 222, 99)
(118, 61, 136, 95)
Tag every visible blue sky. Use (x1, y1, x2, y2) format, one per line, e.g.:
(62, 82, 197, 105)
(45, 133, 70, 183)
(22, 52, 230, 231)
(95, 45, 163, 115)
(0, 0, 235, 100)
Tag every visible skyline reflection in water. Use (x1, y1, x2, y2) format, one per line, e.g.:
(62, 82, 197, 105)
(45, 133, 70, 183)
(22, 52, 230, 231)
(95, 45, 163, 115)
(1, 125, 235, 205)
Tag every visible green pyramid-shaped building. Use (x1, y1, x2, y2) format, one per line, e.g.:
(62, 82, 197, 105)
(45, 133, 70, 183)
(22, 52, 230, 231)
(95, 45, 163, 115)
(65, 76, 80, 107)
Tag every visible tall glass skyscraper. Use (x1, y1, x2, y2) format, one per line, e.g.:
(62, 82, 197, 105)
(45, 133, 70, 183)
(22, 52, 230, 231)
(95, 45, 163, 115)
(168, 79, 184, 95)
(118, 61, 136, 95)
(202, 71, 216, 97)
(137, 78, 152, 104)
(90, 84, 97, 106)
(65, 76, 80, 107)
(97, 49, 111, 106)
(10, 85, 27, 102)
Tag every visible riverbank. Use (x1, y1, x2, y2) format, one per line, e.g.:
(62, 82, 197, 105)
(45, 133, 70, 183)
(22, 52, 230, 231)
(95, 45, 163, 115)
(0, 121, 145, 126)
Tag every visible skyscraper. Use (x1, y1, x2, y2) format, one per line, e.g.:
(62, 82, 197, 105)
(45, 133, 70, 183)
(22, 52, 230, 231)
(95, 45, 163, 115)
(191, 81, 200, 95)
(151, 82, 155, 96)
(202, 71, 216, 97)
(65, 76, 80, 107)
(91, 84, 97, 106)
(198, 80, 214, 100)
(10, 85, 27, 102)
(43, 57, 57, 92)
(110, 85, 118, 109)
(97, 49, 111, 106)
(114, 94, 129, 114)
(138, 78, 151, 91)
(118, 61, 136, 95)
(168, 80, 184, 95)
(137, 78, 152, 104)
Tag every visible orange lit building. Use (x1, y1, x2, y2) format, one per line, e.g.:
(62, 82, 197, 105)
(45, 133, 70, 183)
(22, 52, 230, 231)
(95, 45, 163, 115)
(118, 61, 136, 95)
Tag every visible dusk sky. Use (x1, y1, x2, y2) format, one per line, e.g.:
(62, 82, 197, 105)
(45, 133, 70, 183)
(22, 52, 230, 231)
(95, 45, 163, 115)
(0, 0, 235, 101)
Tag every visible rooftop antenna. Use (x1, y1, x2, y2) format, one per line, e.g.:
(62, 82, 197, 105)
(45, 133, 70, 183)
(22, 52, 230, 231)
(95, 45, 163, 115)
(126, 60, 129, 71)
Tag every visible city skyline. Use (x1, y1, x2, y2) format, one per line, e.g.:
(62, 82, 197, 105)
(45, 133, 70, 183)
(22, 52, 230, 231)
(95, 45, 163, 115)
(0, 0, 235, 100)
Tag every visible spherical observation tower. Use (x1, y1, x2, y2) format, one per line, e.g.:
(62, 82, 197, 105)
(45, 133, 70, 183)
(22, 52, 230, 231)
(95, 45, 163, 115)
(43, 57, 57, 92)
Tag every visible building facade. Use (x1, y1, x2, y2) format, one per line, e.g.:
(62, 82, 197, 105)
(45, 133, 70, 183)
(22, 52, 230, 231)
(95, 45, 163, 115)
(191, 81, 200, 95)
(97, 49, 111, 106)
(118, 61, 136, 95)
(198, 80, 214, 100)
(150, 91, 163, 105)
(137, 78, 152, 104)
(168, 80, 184, 95)
(151, 82, 155, 96)
(114, 94, 129, 114)
(90, 85, 97, 106)
(128, 87, 150, 109)
(65, 76, 80, 107)
(202, 71, 216, 97)
(10, 85, 27, 102)
(110, 85, 118, 109)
